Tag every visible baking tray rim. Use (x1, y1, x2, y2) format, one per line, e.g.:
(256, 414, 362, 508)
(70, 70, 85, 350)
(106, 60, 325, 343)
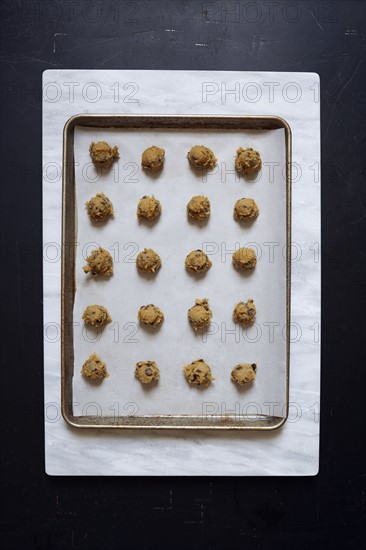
(61, 113, 292, 431)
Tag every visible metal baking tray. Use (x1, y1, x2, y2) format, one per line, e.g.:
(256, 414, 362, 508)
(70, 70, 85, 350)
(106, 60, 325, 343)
(62, 114, 291, 430)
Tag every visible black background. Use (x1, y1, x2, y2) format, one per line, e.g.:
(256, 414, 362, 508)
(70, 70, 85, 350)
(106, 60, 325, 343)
(1, 1, 365, 549)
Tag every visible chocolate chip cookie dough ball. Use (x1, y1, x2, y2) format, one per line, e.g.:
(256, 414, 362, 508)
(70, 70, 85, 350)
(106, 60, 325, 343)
(138, 304, 164, 327)
(187, 195, 211, 221)
(188, 298, 212, 331)
(183, 359, 215, 387)
(85, 193, 114, 222)
(235, 147, 262, 176)
(135, 361, 160, 384)
(81, 353, 109, 381)
(136, 248, 162, 273)
(187, 145, 217, 169)
(141, 146, 165, 173)
(231, 363, 257, 386)
(137, 195, 161, 222)
(233, 299, 256, 326)
(82, 305, 112, 328)
(185, 250, 212, 273)
(89, 141, 119, 168)
(83, 247, 113, 277)
(232, 247, 257, 270)
(234, 198, 259, 221)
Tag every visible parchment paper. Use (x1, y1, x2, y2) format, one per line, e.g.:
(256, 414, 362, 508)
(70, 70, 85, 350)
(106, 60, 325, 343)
(72, 125, 287, 417)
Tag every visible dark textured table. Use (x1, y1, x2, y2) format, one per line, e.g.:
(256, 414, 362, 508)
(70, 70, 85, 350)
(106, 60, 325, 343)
(1, 1, 365, 548)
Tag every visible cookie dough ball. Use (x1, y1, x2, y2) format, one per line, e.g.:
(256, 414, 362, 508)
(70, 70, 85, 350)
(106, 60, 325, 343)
(83, 247, 113, 277)
(89, 141, 119, 168)
(231, 363, 257, 386)
(82, 305, 112, 328)
(137, 195, 161, 222)
(136, 248, 162, 273)
(183, 359, 215, 387)
(235, 147, 262, 176)
(187, 195, 211, 221)
(138, 304, 164, 327)
(232, 247, 257, 270)
(81, 353, 109, 381)
(233, 299, 256, 327)
(234, 198, 259, 221)
(85, 193, 114, 222)
(185, 250, 212, 273)
(141, 146, 165, 173)
(187, 145, 217, 169)
(135, 361, 160, 384)
(188, 298, 212, 331)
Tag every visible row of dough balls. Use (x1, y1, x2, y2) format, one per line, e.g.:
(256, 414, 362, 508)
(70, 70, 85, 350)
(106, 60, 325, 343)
(83, 246, 257, 277)
(83, 298, 256, 332)
(85, 193, 259, 223)
(81, 354, 257, 388)
(89, 141, 262, 176)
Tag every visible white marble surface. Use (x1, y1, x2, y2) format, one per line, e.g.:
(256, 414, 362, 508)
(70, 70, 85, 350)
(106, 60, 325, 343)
(43, 70, 321, 475)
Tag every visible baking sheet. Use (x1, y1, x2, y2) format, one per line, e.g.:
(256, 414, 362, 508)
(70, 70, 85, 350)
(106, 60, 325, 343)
(72, 125, 287, 418)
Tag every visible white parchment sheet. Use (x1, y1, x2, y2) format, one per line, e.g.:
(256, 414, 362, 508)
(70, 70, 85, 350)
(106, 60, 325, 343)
(72, 125, 287, 417)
